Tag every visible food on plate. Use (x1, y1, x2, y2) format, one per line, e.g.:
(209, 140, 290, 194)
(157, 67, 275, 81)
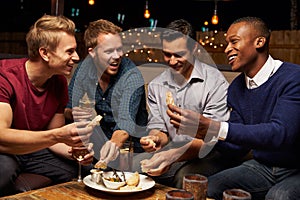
(94, 160, 107, 169)
(102, 177, 126, 190)
(126, 171, 140, 186)
(87, 115, 103, 127)
(119, 185, 142, 191)
(166, 91, 175, 105)
(103, 174, 123, 182)
(102, 171, 125, 189)
(101, 171, 141, 190)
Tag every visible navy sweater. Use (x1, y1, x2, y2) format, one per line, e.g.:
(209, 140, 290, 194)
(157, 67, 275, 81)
(216, 62, 300, 168)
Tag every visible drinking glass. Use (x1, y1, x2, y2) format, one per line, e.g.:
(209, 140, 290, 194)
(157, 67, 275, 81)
(166, 189, 194, 200)
(72, 95, 95, 182)
(223, 188, 252, 200)
(183, 174, 208, 200)
(72, 146, 90, 182)
(119, 136, 133, 171)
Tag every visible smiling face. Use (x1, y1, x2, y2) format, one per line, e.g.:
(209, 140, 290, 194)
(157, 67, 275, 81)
(90, 33, 123, 77)
(47, 32, 79, 76)
(162, 36, 194, 80)
(224, 21, 266, 77)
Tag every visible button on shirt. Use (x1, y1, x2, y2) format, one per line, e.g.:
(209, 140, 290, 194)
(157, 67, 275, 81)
(248, 79, 257, 89)
(218, 55, 283, 140)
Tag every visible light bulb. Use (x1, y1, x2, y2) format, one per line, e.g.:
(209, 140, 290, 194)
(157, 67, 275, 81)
(144, 9, 150, 18)
(144, 0, 150, 19)
(88, 0, 95, 5)
(211, 9, 218, 25)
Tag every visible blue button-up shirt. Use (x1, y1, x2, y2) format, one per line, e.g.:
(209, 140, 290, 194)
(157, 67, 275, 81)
(67, 56, 148, 153)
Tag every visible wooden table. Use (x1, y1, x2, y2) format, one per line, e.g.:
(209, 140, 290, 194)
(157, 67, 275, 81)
(0, 181, 176, 200)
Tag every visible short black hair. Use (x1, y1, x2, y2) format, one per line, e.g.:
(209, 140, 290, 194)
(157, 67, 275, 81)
(161, 19, 195, 49)
(165, 19, 194, 38)
(232, 16, 271, 42)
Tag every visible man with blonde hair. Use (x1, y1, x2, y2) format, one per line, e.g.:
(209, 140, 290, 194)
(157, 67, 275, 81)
(0, 15, 95, 196)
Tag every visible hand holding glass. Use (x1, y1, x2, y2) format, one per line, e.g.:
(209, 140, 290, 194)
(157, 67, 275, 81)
(72, 96, 95, 181)
(72, 145, 90, 182)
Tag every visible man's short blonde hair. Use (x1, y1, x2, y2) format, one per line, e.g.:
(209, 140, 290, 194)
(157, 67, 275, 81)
(26, 14, 76, 60)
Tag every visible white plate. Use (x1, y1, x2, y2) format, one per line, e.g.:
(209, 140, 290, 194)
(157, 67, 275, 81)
(83, 171, 155, 195)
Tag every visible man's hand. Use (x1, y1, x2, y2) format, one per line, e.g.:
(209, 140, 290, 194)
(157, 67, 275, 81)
(167, 104, 214, 139)
(69, 143, 94, 166)
(140, 135, 160, 152)
(95, 130, 129, 169)
(140, 147, 182, 176)
(59, 121, 93, 147)
(97, 141, 120, 167)
(72, 106, 96, 122)
(140, 129, 169, 152)
(110, 130, 129, 147)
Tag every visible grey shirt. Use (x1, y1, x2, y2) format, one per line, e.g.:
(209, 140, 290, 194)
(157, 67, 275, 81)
(147, 59, 230, 142)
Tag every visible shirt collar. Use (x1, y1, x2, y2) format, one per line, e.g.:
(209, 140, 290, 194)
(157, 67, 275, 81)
(164, 59, 204, 88)
(245, 55, 283, 89)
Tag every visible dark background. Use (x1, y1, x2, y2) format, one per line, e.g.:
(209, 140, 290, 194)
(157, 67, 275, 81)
(0, 0, 298, 32)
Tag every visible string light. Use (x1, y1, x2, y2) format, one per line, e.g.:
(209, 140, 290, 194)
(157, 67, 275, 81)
(198, 30, 226, 50)
(122, 28, 161, 63)
(144, 0, 150, 19)
(211, 0, 218, 25)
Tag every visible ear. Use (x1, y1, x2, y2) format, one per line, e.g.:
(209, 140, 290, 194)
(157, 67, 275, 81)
(191, 42, 198, 55)
(88, 47, 95, 58)
(255, 37, 266, 48)
(39, 47, 49, 62)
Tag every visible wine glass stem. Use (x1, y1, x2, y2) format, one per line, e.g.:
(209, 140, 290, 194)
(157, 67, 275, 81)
(78, 163, 82, 182)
